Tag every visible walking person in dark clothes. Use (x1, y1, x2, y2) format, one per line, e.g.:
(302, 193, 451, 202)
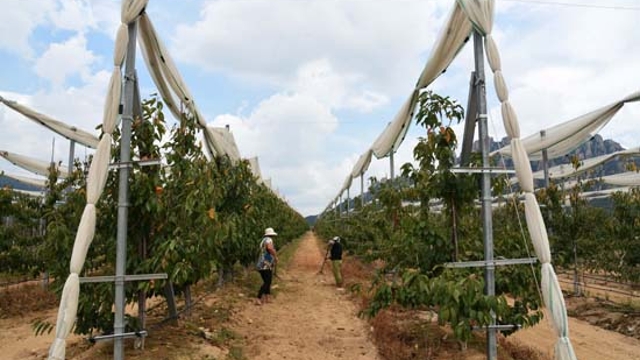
(256, 227, 278, 305)
(327, 236, 343, 289)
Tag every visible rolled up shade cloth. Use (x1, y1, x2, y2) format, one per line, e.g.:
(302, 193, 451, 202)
(509, 147, 640, 185)
(416, 3, 473, 89)
(351, 149, 373, 178)
(371, 90, 418, 158)
(341, 174, 353, 193)
(494, 91, 640, 161)
(0, 96, 99, 149)
(137, 14, 217, 158)
(205, 127, 241, 162)
(1, 150, 68, 178)
(248, 157, 262, 181)
(371, 3, 473, 160)
(599, 172, 640, 187)
(2, 173, 46, 188)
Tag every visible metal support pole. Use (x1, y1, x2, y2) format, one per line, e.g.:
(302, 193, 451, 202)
(346, 188, 350, 218)
(114, 21, 138, 360)
(68, 140, 76, 176)
(360, 174, 364, 208)
(474, 30, 497, 360)
(389, 146, 395, 183)
(541, 131, 549, 188)
(338, 194, 342, 217)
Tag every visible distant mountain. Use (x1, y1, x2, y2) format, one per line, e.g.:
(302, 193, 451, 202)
(0, 175, 43, 192)
(483, 134, 634, 176)
(305, 215, 318, 226)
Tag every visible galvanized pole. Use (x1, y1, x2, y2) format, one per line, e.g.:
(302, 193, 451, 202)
(474, 30, 497, 360)
(68, 140, 76, 176)
(114, 20, 138, 360)
(389, 145, 395, 182)
(346, 187, 350, 218)
(360, 173, 364, 208)
(541, 130, 549, 188)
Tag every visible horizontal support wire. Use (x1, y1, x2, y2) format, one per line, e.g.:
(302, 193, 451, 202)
(79, 273, 167, 284)
(444, 257, 538, 268)
(89, 331, 147, 343)
(108, 158, 162, 170)
(450, 167, 516, 174)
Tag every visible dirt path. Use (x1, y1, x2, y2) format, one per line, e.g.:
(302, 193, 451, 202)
(232, 231, 381, 360)
(511, 307, 640, 359)
(0, 309, 82, 360)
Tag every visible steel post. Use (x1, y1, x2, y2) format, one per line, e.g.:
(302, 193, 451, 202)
(114, 20, 138, 360)
(474, 30, 497, 360)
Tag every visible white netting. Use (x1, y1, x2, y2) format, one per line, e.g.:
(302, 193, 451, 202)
(0, 97, 99, 149)
(47, 1, 144, 358)
(458, 0, 577, 358)
(0, 150, 69, 178)
(351, 149, 373, 178)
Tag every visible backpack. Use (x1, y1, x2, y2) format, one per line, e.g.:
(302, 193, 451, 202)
(255, 238, 274, 270)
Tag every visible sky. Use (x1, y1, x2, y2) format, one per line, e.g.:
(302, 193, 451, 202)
(0, 0, 639, 216)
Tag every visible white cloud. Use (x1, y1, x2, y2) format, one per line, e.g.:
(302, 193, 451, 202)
(0, 0, 54, 58)
(171, 0, 450, 94)
(34, 33, 100, 87)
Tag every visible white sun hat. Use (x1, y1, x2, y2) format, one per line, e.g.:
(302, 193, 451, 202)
(264, 227, 278, 237)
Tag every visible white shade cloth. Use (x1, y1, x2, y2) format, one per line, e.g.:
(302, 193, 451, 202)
(524, 147, 640, 182)
(351, 149, 373, 178)
(0, 150, 68, 178)
(248, 157, 262, 181)
(457, 1, 577, 358)
(494, 91, 640, 161)
(0, 96, 99, 149)
(206, 127, 242, 162)
(371, 2, 473, 160)
(1, 173, 46, 188)
(599, 172, 640, 187)
(341, 174, 353, 193)
(137, 14, 217, 158)
(416, 3, 473, 89)
(48, 1, 134, 358)
(371, 90, 418, 159)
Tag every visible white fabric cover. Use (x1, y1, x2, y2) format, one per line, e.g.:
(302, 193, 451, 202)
(457, 1, 577, 358)
(527, 147, 640, 182)
(48, 273, 79, 360)
(599, 172, 640, 186)
(248, 157, 262, 181)
(341, 174, 353, 193)
(494, 91, 640, 161)
(86, 135, 112, 204)
(416, 4, 473, 88)
(206, 127, 241, 162)
(2, 173, 46, 188)
(0, 96, 99, 149)
(351, 149, 373, 178)
(121, 0, 148, 23)
(0, 150, 68, 178)
(371, 2, 473, 160)
(69, 205, 96, 273)
(48, 1, 132, 357)
(371, 90, 418, 159)
(524, 193, 551, 263)
(137, 14, 217, 157)
(511, 140, 533, 192)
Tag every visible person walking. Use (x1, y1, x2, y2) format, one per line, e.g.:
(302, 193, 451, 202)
(327, 236, 343, 289)
(256, 227, 278, 305)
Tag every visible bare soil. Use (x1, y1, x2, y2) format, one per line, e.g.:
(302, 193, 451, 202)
(1, 232, 640, 359)
(230, 231, 382, 360)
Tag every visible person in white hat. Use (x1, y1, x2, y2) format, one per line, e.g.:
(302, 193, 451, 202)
(256, 227, 278, 305)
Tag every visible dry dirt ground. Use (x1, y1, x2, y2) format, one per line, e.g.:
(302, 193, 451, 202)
(2, 231, 640, 359)
(230, 231, 382, 360)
